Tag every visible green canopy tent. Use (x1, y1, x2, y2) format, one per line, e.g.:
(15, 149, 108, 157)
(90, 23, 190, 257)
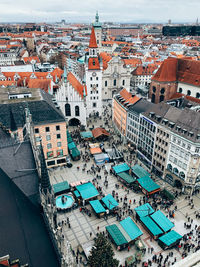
(140, 216, 163, 239)
(112, 163, 130, 174)
(158, 230, 182, 249)
(76, 182, 99, 201)
(151, 210, 174, 233)
(137, 176, 160, 195)
(53, 181, 70, 195)
(120, 217, 143, 242)
(134, 203, 155, 218)
(106, 224, 128, 249)
(132, 164, 150, 178)
(117, 172, 136, 185)
(70, 147, 80, 161)
(89, 200, 106, 217)
(101, 194, 119, 210)
(68, 142, 76, 150)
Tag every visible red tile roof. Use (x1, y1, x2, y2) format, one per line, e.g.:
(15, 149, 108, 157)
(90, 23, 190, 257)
(27, 79, 51, 92)
(152, 57, 178, 82)
(132, 64, 158, 76)
(67, 72, 87, 99)
(88, 57, 100, 70)
(23, 56, 40, 64)
(120, 88, 140, 105)
(170, 92, 200, 104)
(89, 27, 97, 48)
(92, 127, 110, 138)
(123, 58, 142, 67)
(100, 52, 112, 70)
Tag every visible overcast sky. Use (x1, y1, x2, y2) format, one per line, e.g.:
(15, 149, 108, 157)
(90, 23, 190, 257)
(0, 0, 199, 23)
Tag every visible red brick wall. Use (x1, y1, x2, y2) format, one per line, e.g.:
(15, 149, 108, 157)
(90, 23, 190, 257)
(149, 81, 178, 103)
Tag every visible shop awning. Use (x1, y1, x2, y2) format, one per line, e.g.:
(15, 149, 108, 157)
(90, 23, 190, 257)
(53, 181, 70, 194)
(132, 164, 150, 178)
(158, 230, 182, 246)
(118, 172, 136, 184)
(137, 176, 160, 193)
(140, 216, 163, 236)
(71, 147, 80, 158)
(151, 210, 174, 232)
(120, 217, 143, 241)
(92, 127, 110, 139)
(68, 142, 76, 150)
(80, 131, 93, 139)
(90, 147, 102, 155)
(134, 203, 155, 218)
(76, 182, 99, 200)
(112, 163, 130, 174)
(102, 194, 119, 210)
(73, 190, 80, 198)
(106, 224, 128, 246)
(89, 200, 106, 214)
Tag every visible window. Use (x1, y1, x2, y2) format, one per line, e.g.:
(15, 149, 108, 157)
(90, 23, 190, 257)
(57, 149, 63, 157)
(151, 94, 155, 103)
(35, 128, 39, 134)
(96, 77, 98, 80)
(179, 87, 182, 93)
(75, 105, 80, 116)
(47, 143, 52, 149)
(152, 86, 156, 93)
(93, 102, 96, 107)
(96, 84, 98, 87)
(160, 88, 165, 94)
(90, 77, 92, 81)
(57, 134, 61, 139)
(46, 135, 51, 141)
(196, 92, 200, 98)
(47, 151, 53, 158)
(122, 80, 125, 86)
(35, 137, 40, 142)
(56, 125, 60, 131)
(105, 81, 107, 87)
(65, 103, 71, 116)
(113, 79, 116, 86)
(187, 90, 191, 96)
(57, 142, 61, 147)
(45, 127, 50, 132)
(159, 95, 165, 102)
(47, 160, 55, 166)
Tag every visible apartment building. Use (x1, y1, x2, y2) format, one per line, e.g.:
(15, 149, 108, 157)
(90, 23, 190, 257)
(0, 87, 68, 168)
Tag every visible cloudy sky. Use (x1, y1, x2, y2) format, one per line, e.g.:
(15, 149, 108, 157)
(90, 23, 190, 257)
(0, 0, 199, 23)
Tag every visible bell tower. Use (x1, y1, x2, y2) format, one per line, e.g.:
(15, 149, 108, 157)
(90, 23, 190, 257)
(93, 11, 102, 51)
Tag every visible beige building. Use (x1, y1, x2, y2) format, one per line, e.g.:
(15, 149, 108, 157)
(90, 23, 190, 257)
(0, 87, 68, 168)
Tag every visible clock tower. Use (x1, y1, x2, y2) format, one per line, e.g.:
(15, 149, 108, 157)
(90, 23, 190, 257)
(85, 26, 103, 117)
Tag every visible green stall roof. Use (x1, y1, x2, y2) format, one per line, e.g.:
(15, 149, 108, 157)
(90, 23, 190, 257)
(80, 131, 93, 139)
(73, 190, 80, 198)
(68, 142, 76, 150)
(151, 210, 174, 232)
(101, 194, 119, 210)
(120, 217, 143, 241)
(134, 203, 155, 218)
(158, 230, 182, 246)
(118, 172, 136, 184)
(53, 181, 70, 194)
(112, 163, 130, 174)
(140, 216, 163, 236)
(106, 224, 128, 246)
(71, 147, 80, 158)
(76, 182, 99, 200)
(67, 136, 73, 143)
(137, 176, 160, 193)
(89, 200, 106, 214)
(132, 164, 150, 178)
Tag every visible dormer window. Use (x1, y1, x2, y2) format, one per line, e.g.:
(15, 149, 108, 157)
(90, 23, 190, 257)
(149, 112, 155, 118)
(169, 122, 175, 128)
(176, 125, 181, 131)
(189, 131, 194, 137)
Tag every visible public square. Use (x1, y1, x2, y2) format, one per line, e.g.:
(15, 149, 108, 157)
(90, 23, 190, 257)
(49, 108, 200, 267)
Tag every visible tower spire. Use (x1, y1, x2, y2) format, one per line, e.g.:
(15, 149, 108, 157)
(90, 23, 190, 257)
(89, 27, 98, 48)
(40, 142, 51, 194)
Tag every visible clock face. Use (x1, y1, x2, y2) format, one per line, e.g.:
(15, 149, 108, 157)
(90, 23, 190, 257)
(92, 72, 96, 77)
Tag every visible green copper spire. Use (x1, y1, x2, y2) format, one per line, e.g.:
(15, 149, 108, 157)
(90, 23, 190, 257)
(95, 11, 99, 23)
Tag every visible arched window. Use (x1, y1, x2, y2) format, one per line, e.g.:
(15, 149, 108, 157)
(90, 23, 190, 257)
(160, 88, 165, 94)
(113, 79, 116, 86)
(65, 103, 71, 116)
(179, 87, 182, 93)
(159, 95, 165, 102)
(122, 80, 125, 86)
(151, 93, 155, 103)
(173, 167, 179, 175)
(153, 86, 156, 93)
(75, 105, 80, 116)
(179, 171, 185, 180)
(196, 92, 200, 98)
(187, 90, 191, 96)
(105, 81, 107, 87)
(167, 164, 172, 171)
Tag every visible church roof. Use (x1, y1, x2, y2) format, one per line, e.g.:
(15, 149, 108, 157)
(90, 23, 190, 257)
(67, 72, 87, 99)
(89, 27, 98, 48)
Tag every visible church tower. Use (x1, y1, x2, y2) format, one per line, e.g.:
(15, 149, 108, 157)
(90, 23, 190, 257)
(85, 27, 103, 117)
(93, 11, 102, 51)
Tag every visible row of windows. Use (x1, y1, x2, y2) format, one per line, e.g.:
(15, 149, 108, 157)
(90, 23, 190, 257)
(90, 90, 99, 94)
(156, 137, 168, 146)
(47, 149, 63, 158)
(172, 137, 191, 150)
(155, 145, 167, 154)
(157, 128, 169, 138)
(90, 96, 99, 100)
(154, 152, 165, 161)
(90, 84, 98, 88)
(47, 142, 62, 149)
(35, 134, 61, 142)
(90, 77, 98, 81)
(65, 104, 80, 117)
(104, 79, 125, 87)
(178, 88, 200, 98)
(35, 125, 60, 134)
(170, 144, 189, 160)
(169, 155, 187, 170)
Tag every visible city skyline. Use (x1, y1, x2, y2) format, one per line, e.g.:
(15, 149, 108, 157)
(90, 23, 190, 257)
(0, 0, 199, 23)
